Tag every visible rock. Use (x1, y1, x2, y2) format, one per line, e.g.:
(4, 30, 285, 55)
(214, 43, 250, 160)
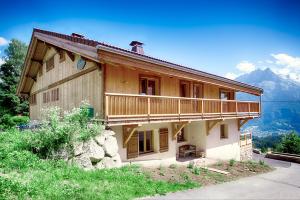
(112, 154, 122, 167)
(94, 134, 106, 146)
(101, 157, 117, 169)
(52, 145, 69, 161)
(74, 141, 84, 156)
(83, 139, 105, 162)
(73, 155, 94, 170)
(95, 161, 105, 169)
(103, 136, 118, 157)
(103, 130, 115, 136)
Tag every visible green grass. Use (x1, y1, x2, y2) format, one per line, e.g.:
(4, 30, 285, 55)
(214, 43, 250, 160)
(0, 130, 198, 200)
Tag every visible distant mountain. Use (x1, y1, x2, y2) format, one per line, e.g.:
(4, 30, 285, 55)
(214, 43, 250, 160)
(236, 68, 300, 136)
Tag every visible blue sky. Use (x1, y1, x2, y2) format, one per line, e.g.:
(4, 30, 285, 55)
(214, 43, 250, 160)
(1, 0, 300, 80)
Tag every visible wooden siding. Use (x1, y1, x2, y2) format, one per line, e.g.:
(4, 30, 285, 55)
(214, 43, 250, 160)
(29, 47, 103, 120)
(105, 64, 222, 99)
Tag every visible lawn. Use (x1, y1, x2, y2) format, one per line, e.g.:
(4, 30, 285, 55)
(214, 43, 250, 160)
(0, 130, 198, 200)
(0, 128, 273, 200)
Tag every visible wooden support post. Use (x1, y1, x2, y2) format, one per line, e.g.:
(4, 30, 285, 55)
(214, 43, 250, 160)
(206, 120, 222, 135)
(248, 102, 251, 115)
(235, 101, 238, 115)
(147, 97, 150, 117)
(123, 124, 139, 148)
(172, 121, 189, 140)
(220, 100, 223, 117)
(237, 118, 250, 131)
(201, 99, 204, 117)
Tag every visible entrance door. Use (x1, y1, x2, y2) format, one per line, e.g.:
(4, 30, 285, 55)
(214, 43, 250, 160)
(193, 83, 203, 113)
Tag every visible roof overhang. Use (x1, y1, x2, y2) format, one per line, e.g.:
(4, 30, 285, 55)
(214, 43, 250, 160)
(17, 29, 263, 96)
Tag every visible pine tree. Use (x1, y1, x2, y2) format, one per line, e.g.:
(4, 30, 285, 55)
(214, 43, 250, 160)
(0, 39, 28, 116)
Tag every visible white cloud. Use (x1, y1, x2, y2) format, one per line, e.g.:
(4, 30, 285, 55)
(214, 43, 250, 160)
(0, 37, 8, 46)
(271, 53, 300, 69)
(225, 72, 239, 80)
(236, 61, 256, 73)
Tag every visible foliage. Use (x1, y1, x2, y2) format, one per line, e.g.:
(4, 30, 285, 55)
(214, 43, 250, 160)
(259, 159, 265, 166)
(0, 39, 28, 122)
(187, 161, 194, 169)
(275, 132, 300, 154)
(229, 159, 236, 167)
(0, 114, 29, 130)
(252, 134, 283, 152)
(191, 167, 201, 175)
(0, 130, 198, 200)
(22, 103, 103, 158)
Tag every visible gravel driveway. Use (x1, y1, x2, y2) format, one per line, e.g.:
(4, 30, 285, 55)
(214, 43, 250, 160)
(144, 155, 300, 200)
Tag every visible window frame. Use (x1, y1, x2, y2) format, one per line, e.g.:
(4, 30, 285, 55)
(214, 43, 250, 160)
(46, 56, 55, 72)
(220, 124, 229, 139)
(139, 74, 160, 95)
(138, 130, 154, 155)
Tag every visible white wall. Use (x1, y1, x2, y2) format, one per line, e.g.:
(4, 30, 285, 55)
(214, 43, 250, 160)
(111, 122, 177, 163)
(112, 119, 241, 164)
(206, 119, 241, 161)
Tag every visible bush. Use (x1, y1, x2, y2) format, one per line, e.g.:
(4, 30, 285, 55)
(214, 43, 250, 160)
(229, 159, 236, 167)
(187, 161, 194, 169)
(169, 164, 178, 169)
(23, 102, 104, 158)
(275, 132, 300, 154)
(192, 167, 201, 175)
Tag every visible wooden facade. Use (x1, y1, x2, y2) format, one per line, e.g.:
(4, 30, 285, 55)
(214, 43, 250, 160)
(18, 29, 262, 127)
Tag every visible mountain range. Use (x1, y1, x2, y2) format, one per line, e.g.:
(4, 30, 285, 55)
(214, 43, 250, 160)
(235, 68, 300, 136)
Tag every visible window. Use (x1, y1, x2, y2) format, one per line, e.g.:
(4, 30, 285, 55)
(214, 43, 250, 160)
(139, 75, 160, 95)
(51, 88, 59, 101)
(193, 83, 203, 98)
(46, 56, 55, 72)
(138, 130, 153, 154)
(220, 90, 235, 100)
(29, 94, 37, 105)
(177, 128, 185, 142)
(220, 124, 228, 139)
(43, 91, 51, 103)
(180, 81, 190, 97)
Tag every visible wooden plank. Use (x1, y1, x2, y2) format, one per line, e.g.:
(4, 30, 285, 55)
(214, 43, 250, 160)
(172, 121, 189, 140)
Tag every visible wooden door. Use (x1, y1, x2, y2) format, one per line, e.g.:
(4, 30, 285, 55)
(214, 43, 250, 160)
(126, 131, 139, 159)
(193, 83, 203, 113)
(159, 128, 169, 152)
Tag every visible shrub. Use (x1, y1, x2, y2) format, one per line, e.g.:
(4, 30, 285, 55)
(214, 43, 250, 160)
(23, 102, 104, 158)
(192, 167, 201, 175)
(259, 159, 265, 166)
(229, 159, 236, 167)
(187, 161, 194, 169)
(275, 132, 300, 154)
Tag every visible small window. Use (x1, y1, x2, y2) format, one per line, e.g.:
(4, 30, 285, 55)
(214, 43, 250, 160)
(220, 124, 228, 139)
(139, 75, 160, 95)
(29, 94, 37, 105)
(51, 88, 59, 102)
(43, 91, 51, 103)
(220, 90, 235, 100)
(46, 56, 55, 72)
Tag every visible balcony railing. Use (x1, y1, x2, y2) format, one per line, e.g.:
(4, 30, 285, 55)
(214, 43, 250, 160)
(105, 93, 260, 125)
(240, 132, 252, 147)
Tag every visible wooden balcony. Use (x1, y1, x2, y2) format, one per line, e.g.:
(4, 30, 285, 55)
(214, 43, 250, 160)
(105, 93, 260, 125)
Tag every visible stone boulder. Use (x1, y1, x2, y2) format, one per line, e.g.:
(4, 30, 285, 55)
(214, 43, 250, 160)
(83, 139, 105, 162)
(73, 141, 84, 156)
(73, 154, 94, 170)
(103, 136, 118, 157)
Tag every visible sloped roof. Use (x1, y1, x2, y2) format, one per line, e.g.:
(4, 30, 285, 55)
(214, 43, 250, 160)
(17, 28, 263, 95)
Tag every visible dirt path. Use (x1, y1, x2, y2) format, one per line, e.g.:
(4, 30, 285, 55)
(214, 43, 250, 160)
(144, 158, 300, 200)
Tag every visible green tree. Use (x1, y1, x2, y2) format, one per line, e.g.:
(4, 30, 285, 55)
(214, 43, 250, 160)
(275, 132, 300, 154)
(0, 39, 28, 118)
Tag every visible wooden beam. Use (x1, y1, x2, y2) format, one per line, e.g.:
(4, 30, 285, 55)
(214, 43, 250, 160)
(31, 58, 43, 66)
(26, 75, 37, 82)
(123, 124, 139, 148)
(238, 118, 251, 131)
(206, 120, 222, 135)
(172, 121, 189, 140)
(66, 50, 75, 62)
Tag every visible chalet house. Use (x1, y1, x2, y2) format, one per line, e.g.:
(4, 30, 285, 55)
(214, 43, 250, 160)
(17, 29, 262, 164)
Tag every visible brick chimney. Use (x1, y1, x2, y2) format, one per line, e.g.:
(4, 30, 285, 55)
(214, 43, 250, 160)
(130, 41, 144, 55)
(71, 33, 85, 38)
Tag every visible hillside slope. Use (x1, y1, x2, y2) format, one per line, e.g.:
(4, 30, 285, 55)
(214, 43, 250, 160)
(236, 68, 300, 136)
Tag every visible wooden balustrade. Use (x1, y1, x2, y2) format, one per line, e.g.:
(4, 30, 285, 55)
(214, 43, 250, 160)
(105, 93, 261, 124)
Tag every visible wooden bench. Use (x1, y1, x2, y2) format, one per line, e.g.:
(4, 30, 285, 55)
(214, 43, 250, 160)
(179, 144, 196, 158)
